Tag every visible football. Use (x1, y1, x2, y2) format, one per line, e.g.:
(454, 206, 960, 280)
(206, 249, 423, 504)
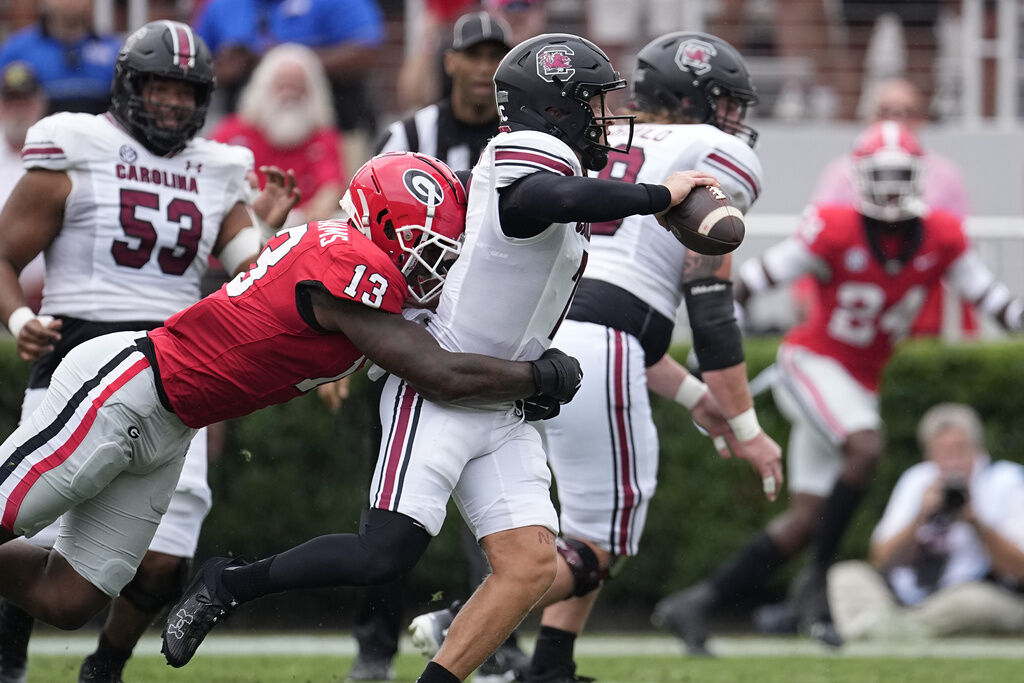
(661, 185, 746, 255)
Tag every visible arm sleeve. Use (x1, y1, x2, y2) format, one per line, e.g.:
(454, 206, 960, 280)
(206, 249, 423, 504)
(500, 172, 671, 225)
(21, 115, 75, 171)
(945, 250, 1024, 330)
(697, 136, 763, 214)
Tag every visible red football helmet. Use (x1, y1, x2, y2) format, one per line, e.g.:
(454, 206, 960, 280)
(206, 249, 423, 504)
(852, 120, 926, 223)
(340, 151, 467, 305)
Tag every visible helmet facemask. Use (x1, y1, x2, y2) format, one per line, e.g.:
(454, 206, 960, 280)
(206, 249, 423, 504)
(855, 150, 925, 223)
(119, 73, 210, 156)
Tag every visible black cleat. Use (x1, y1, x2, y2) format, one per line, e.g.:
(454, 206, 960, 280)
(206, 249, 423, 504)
(78, 654, 124, 683)
(791, 566, 844, 649)
(475, 639, 531, 683)
(651, 582, 716, 657)
(161, 557, 244, 667)
(518, 662, 595, 683)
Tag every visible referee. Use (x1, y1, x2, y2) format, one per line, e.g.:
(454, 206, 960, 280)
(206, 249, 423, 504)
(375, 11, 511, 171)
(347, 13, 516, 682)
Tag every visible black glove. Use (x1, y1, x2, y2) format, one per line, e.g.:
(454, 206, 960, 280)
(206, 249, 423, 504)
(530, 348, 583, 403)
(523, 394, 561, 421)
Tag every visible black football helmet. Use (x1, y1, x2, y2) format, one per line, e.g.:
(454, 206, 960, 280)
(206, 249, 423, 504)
(110, 21, 215, 156)
(631, 31, 759, 147)
(494, 33, 634, 171)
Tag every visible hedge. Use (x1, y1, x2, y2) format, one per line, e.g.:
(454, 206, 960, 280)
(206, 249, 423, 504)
(2, 337, 1023, 629)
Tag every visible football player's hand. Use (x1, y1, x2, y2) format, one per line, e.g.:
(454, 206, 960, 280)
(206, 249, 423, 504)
(688, 392, 733, 459)
(724, 429, 784, 502)
(656, 171, 721, 227)
(253, 166, 301, 229)
(530, 348, 583, 403)
(316, 376, 351, 414)
(523, 394, 560, 421)
(16, 315, 61, 363)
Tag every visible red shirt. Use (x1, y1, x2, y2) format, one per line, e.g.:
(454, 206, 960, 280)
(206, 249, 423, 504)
(786, 206, 968, 391)
(210, 115, 346, 210)
(150, 221, 406, 427)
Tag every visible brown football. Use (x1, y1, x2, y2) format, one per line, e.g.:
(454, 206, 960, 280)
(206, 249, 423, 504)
(662, 185, 745, 255)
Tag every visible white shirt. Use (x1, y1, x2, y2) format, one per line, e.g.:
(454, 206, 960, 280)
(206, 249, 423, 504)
(584, 123, 763, 321)
(429, 130, 587, 368)
(23, 112, 254, 322)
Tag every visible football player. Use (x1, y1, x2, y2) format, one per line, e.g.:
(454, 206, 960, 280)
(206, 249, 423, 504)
(159, 33, 720, 683)
(0, 150, 582, 650)
(510, 31, 783, 681)
(0, 20, 299, 683)
(656, 120, 1024, 653)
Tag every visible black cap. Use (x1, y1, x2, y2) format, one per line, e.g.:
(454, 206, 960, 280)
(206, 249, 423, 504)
(1, 62, 41, 99)
(451, 11, 511, 52)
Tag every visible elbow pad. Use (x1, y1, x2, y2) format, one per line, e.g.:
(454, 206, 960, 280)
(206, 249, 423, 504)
(684, 277, 744, 371)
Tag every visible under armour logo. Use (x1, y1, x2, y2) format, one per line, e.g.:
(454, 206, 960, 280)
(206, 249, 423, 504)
(185, 161, 202, 173)
(166, 609, 194, 640)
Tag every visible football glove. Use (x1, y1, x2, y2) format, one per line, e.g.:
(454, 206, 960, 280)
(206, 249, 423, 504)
(523, 394, 561, 421)
(530, 348, 583, 403)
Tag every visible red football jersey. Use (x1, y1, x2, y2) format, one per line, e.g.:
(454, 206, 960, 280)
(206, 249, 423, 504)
(785, 206, 968, 391)
(149, 220, 407, 427)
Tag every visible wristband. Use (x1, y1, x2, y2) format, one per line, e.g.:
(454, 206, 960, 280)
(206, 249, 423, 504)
(673, 374, 708, 410)
(728, 407, 761, 442)
(7, 306, 33, 339)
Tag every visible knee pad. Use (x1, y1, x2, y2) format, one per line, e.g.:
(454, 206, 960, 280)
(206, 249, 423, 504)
(120, 557, 191, 614)
(555, 537, 608, 597)
(358, 508, 431, 583)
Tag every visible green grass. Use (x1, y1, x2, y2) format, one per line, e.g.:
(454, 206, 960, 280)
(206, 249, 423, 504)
(25, 654, 1024, 683)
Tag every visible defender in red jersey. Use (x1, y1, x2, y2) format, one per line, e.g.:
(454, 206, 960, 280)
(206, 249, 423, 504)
(0, 152, 582, 636)
(665, 121, 1024, 650)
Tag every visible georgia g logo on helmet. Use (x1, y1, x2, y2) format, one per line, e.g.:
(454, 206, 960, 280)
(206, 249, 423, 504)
(676, 38, 717, 76)
(402, 168, 445, 208)
(536, 45, 575, 83)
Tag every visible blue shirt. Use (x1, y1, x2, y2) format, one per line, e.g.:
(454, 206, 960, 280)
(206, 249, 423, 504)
(0, 26, 120, 114)
(197, 0, 384, 55)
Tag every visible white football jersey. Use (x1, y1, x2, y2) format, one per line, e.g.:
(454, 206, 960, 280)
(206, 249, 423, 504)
(584, 123, 763, 321)
(429, 130, 588, 364)
(23, 112, 254, 322)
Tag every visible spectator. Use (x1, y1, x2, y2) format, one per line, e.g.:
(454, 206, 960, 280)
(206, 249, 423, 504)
(828, 403, 1024, 640)
(351, 12, 516, 682)
(0, 63, 47, 314)
(195, 0, 384, 169)
(211, 43, 346, 228)
(0, 0, 121, 115)
(808, 76, 974, 337)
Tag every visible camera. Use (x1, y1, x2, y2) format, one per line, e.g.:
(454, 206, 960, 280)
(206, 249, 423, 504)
(938, 480, 968, 515)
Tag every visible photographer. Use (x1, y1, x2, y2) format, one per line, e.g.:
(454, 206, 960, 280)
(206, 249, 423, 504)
(827, 403, 1024, 640)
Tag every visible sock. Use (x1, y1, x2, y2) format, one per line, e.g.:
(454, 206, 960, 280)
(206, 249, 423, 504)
(812, 479, 867, 571)
(416, 660, 460, 683)
(0, 600, 34, 669)
(708, 531, 788, 605)
(221, 558, 274, 604)
(85, 632, 131, 675)
(528, 625, 577, 675)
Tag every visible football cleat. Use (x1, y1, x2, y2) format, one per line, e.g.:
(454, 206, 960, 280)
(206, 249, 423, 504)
(518, 662, 595, 683)
(791, 565, 844, 649)
(408, 600, 461, 657)
(345, 651, 395, 681)
(474, 639, 531, 683)
(651, 582, 716, 657)
(77, 653, 124, 683)
(161, 556, 244, 667)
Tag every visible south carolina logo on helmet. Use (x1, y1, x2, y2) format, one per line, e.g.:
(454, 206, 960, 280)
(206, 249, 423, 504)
(536, 45, 575, 82)
(340, 152, 467, 306)
(676, 39, 717, 76)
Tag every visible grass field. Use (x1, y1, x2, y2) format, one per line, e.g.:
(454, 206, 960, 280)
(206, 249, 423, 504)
(24, 633, 1024, 682)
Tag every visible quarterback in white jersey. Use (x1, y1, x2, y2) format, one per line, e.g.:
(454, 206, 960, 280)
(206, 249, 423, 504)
(0, 21, 297, 683)
(518, 32, 783, 681)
